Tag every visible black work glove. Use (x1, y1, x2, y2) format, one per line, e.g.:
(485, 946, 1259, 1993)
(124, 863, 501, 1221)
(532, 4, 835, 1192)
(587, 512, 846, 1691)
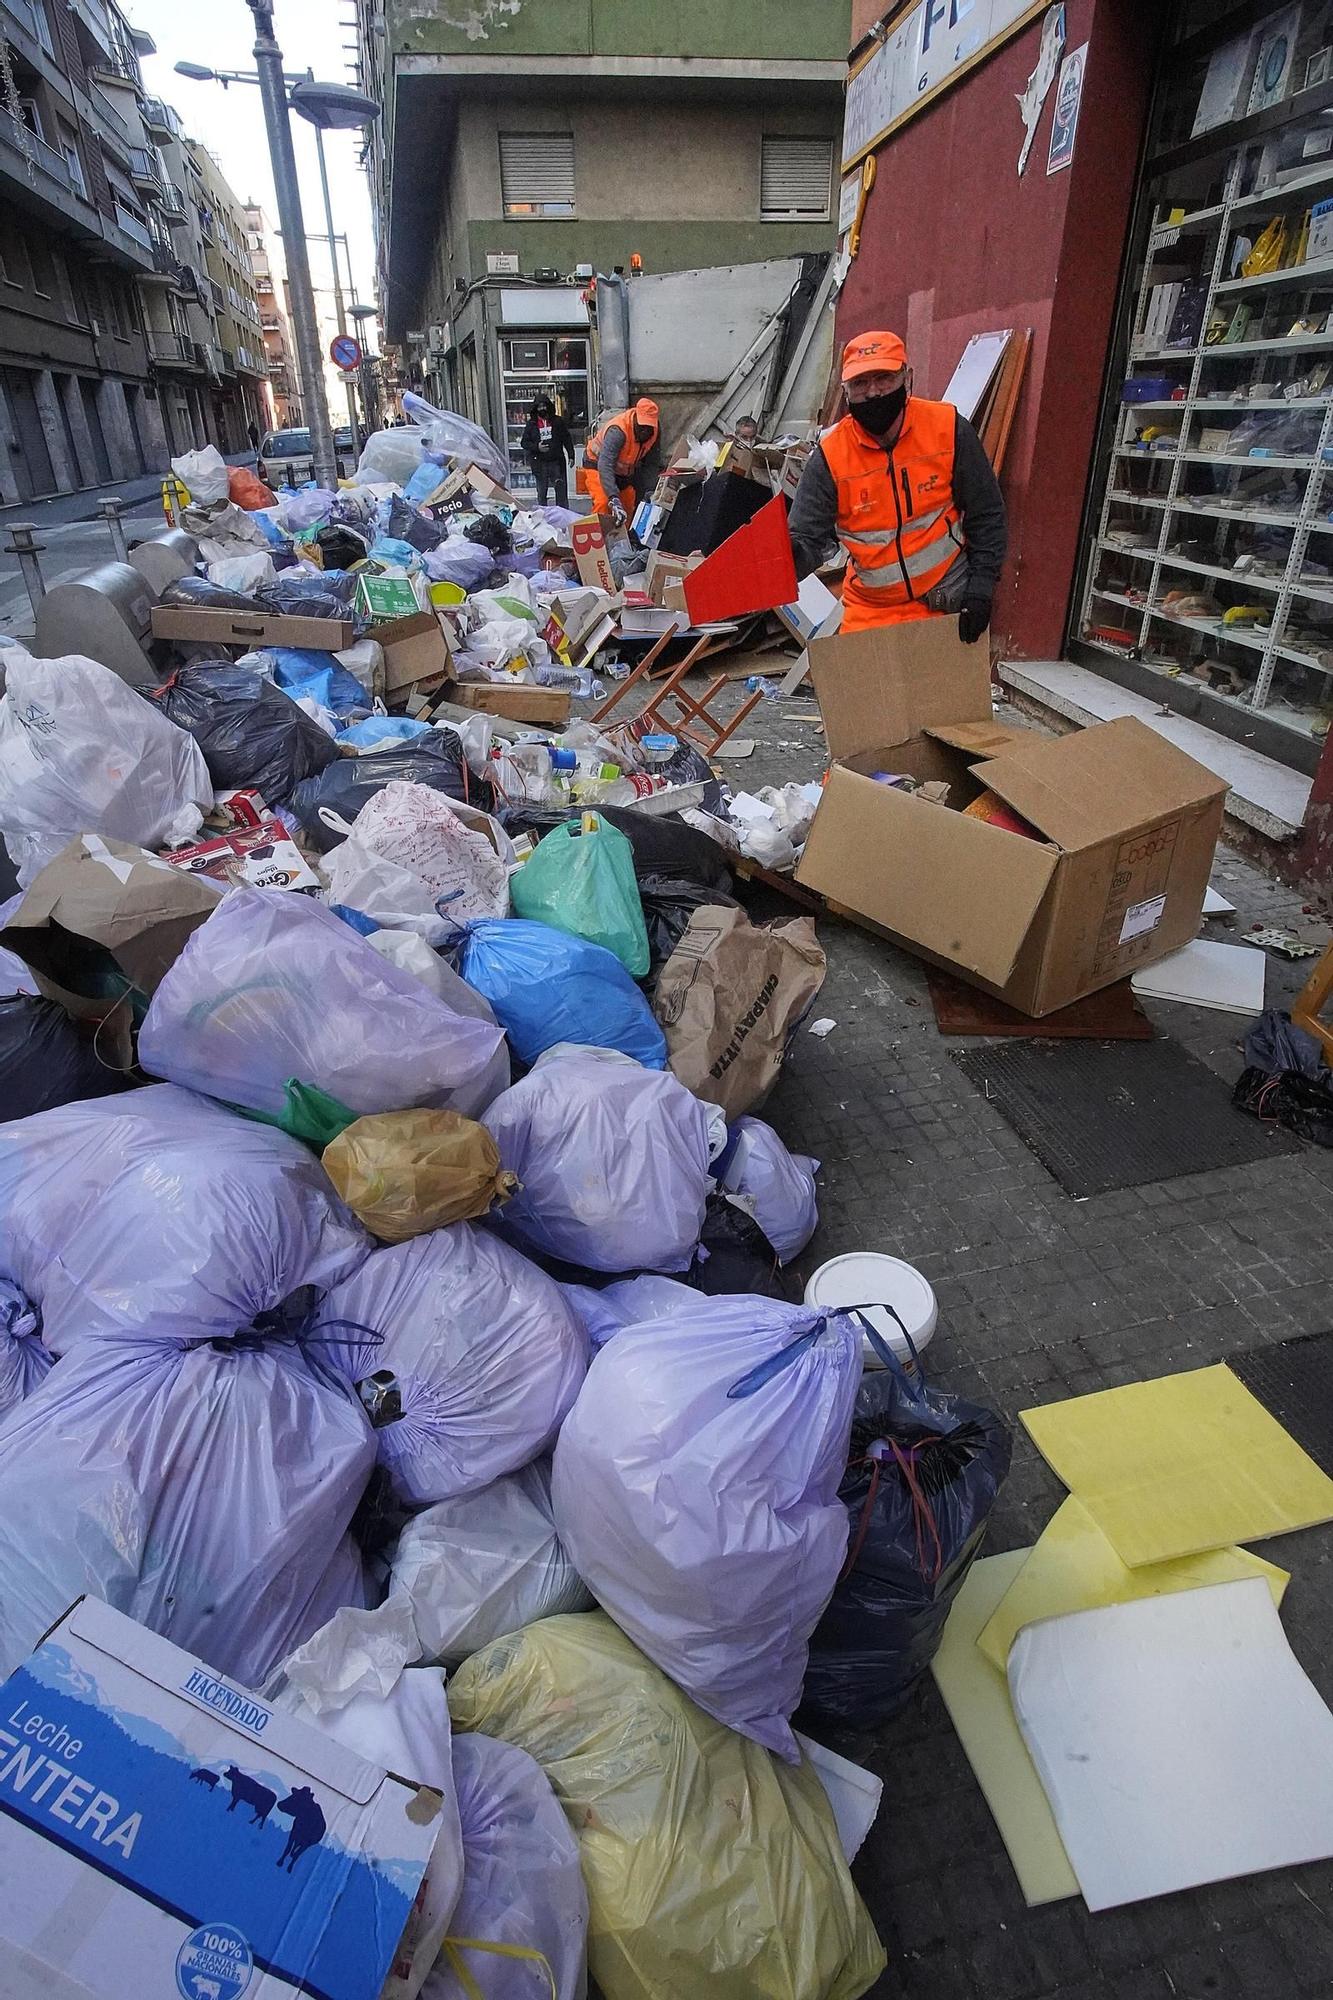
(958, 594, 993, 645)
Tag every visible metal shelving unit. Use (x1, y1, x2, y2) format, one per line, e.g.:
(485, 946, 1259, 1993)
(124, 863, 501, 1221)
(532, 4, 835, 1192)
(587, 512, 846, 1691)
(1078, 131, 1333, 733)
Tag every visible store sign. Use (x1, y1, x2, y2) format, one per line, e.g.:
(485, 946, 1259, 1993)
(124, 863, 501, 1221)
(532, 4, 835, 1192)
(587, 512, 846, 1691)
(843, 0, 1051, 168)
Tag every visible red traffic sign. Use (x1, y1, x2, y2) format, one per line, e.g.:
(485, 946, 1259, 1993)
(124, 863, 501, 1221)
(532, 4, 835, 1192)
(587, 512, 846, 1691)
(329, 332, 362, 372)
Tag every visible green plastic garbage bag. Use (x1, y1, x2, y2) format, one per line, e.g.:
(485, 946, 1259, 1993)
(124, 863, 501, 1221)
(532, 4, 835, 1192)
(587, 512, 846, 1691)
(510, 814, 650, 977)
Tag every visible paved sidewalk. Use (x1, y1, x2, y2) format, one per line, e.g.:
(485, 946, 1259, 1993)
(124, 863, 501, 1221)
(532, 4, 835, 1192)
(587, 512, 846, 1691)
(0, 450, 258, 528)
(728, 681, 1333, 2000)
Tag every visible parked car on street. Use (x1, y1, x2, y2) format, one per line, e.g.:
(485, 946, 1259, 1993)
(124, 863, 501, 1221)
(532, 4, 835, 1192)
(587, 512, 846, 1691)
(257, 427, 357, 487)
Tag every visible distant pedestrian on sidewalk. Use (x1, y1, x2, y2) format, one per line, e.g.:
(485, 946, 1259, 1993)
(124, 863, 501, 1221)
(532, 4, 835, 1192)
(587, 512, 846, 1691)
(520, 395, 574, 508)
(247, 421, 260, 452)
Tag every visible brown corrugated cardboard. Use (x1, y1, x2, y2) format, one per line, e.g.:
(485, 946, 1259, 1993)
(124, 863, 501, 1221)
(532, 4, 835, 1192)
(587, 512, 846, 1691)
(644, 551, 703, 606)
(150, 608, 355, 650)
(443, 681, 571, 725)
(796, 622, 1227, 1015)
(379, 610, 453, 695)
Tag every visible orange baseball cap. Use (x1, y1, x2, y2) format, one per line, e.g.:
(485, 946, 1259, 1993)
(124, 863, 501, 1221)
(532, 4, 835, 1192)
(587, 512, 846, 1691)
(841, 331, 908, 381)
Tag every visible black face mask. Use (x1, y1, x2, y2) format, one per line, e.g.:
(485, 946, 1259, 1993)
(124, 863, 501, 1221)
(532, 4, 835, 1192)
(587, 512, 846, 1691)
(852, 387, 907, 436)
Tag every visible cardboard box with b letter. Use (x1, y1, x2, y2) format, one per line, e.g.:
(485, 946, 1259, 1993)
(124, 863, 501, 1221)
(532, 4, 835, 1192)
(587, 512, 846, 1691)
(796, 622, 1228, 1016)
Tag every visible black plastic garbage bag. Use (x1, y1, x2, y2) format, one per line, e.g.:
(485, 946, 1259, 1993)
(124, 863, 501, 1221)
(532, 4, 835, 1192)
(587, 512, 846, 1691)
(313, 522, 369, 571)
(0, 994, 126, 1117)
(682, 1191, 788, 1299)
(1244, 1007, 1327, 1080)
(256, 570, 358, 617)
(800, 1333, 1011, 1730)
(290, 734, 485, 851)
(639, 872, 742, 975)
(1234, 1064, 1333, 1147)
(465, 514, 512, 556)
(149, 660, 338, 807)
(385, 494, 445, 554)
(158, 575, 262, 612)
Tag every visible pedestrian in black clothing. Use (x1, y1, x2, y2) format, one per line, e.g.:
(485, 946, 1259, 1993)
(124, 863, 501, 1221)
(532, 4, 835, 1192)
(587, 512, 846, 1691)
(520, 395, 574, 507)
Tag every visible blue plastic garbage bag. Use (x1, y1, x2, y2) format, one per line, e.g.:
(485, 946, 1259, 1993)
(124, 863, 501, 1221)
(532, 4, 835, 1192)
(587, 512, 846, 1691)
(0, 1333, 372, 1684)
(338, 715, 432, 750)
(0, 1276, 51, 1418)
(552, 1297, 863, 1759)
(0, 1082, 369, 1355)
(315, 1225, 587, 1506)
(483, 1047, 712, 1275)
(800, 1330, 1011, 1730)
(139, 888, 506, 1124)
(457, 919, 666, 1069)
(270, 648, 373, 721)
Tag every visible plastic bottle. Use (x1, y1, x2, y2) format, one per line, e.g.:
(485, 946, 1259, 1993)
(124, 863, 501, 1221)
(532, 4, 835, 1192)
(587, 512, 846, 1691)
(489, 740, 568, 807)
(575, 770, 678, 807)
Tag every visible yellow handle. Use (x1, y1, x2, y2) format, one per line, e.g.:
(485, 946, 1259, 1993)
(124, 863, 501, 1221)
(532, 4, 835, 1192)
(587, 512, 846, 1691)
(443, 1935, 558, 2000)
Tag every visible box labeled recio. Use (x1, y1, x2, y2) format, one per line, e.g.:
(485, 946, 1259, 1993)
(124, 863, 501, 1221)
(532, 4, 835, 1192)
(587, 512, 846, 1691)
(0, 1598, 441, 1999)
(795, 622, 1227, 1016)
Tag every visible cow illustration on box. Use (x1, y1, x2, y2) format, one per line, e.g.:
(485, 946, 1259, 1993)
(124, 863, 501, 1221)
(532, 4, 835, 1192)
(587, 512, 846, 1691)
(206, 1766, 327, 1868)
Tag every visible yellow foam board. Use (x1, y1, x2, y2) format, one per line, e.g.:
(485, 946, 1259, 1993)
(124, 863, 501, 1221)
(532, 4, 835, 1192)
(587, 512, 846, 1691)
(1021, 1365, 1333, 1567)
(976, 1496, 1290, 1672)
(931, 1549, 1080, 1907)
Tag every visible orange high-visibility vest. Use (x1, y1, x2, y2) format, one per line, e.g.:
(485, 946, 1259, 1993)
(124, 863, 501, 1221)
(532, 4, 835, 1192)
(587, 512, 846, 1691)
(820, 397, 966, 627)
(581, 407, 659, 478)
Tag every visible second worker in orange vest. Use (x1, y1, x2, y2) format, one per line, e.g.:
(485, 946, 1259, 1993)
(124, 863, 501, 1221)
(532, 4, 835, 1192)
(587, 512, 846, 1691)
(577, 398, 662, 525)
(788, 331, 1007, 639)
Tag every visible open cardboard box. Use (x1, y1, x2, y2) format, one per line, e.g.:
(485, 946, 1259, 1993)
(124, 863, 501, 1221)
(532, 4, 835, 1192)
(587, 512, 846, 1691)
(378, 610, 453, 697)
(149, 608, 355, 651)
(796, 622, 1228, 1016)
(442, 680, 570, 725)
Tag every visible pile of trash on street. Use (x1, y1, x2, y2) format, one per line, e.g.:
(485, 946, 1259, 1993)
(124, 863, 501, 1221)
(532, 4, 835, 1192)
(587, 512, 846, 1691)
(0, 395, 1019, 2000)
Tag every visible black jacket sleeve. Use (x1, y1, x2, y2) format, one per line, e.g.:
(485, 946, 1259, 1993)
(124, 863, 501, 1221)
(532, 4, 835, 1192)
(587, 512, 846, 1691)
(555, 416, 574, 464)
(519, 414, 538, 458)
(787, 444, 840, 581)
(953, 414, 1007, 597)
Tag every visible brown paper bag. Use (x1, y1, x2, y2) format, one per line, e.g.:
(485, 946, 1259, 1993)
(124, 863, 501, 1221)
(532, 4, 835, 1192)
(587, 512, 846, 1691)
(323, 1108, 518, 1242)
(3, 834, 222, 1066)
(653, 905, 826, 1120)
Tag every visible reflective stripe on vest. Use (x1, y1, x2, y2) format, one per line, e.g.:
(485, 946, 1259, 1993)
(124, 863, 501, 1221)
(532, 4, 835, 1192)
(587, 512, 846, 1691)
(821, 399, 964, 607)
(582, 407, 657, 477)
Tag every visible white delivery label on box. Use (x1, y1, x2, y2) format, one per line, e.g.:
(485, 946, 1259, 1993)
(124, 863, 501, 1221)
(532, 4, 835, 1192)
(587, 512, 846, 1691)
(0, 1599, 441, 2000)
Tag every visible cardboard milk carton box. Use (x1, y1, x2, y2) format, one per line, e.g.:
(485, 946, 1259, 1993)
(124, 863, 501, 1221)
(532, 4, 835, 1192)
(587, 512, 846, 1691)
(0, 1599, 441, 2000)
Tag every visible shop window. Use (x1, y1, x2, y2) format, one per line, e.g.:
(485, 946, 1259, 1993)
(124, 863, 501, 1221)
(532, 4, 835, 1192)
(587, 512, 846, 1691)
(499, 132, 575, 216)
(760, 136, 834, 223)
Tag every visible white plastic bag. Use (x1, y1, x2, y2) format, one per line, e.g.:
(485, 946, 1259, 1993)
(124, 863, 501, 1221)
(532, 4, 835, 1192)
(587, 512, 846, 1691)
(350, 781, 510, 923)
(336, 637, 386, 698)
(324, 833, 453, 943)
(552, 1298, 863, 1760)
(426, 1732, 588, 2000)
(171, 442, 229, 505)
(719, 1117, 820, 1263)
(483, 1048, 713, 1274)
(139, 887, 507, 1123)
(391, 1460, 592, 1666)
(0, 651, 212, 886)
(196, 502, 270, 560)
(0, 1083, 370, 1354)
(272, 1601, 465, 2000)
(316, 1227, 588, 1506)
(402, 389, 511, 489)
(0, 1335, 373, 1685)
(207, 550, 275, 595)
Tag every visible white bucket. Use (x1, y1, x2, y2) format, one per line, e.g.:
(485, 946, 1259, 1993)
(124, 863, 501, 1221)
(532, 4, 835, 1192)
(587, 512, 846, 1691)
(803, 1251, 938, 1369)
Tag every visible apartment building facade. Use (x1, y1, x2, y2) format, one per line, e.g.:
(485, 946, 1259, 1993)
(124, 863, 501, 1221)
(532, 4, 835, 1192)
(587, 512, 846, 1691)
(244, 200, 302, 428)
(0, 0, 268, 500)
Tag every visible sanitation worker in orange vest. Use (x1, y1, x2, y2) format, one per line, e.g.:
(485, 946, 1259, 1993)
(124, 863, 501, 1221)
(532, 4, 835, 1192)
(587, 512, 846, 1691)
(577, 398, 662, 525)
(788, 331, 1007, 640)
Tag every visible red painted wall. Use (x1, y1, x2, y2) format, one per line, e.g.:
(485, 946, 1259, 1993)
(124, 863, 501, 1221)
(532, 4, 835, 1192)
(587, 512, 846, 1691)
(837, 1, 1159, 658)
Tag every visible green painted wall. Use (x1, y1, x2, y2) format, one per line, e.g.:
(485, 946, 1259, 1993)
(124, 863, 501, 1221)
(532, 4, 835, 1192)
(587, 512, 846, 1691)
(387, 0, 850, 62)
(462, 216, 830, 283)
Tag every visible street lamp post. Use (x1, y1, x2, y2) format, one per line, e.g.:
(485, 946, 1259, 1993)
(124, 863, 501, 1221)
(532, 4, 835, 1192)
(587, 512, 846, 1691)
(175, 29, 380, 486)
(244, 3, 337, 488)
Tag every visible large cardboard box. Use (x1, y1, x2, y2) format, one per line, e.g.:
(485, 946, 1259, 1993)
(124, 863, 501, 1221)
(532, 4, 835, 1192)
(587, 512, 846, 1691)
(378, 610, 453, 696)
(796, 623, 1228, 1015)
(150, 608, 355, 651)
(0, 1598, 441, 2000)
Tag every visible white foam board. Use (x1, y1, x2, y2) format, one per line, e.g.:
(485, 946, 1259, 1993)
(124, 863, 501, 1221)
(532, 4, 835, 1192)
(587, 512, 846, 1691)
(1131, 937, 1266, 1014)
(1009, 1579, 1333, 1911)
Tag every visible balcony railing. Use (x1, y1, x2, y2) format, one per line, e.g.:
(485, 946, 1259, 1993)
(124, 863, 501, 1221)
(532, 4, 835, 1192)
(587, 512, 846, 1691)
(142, 97, 175, 138)
(113, 201, 152, 250)
(147, 329, 201, 368)
(89, 45, 140, 89)
(127, 145, 160, 186)
(3, 118, 81, 199)
(209, 277, 224, 311)
(158, 183, 187, 224)
(218, 346, 235, 373)
(89, 85, 132, 147)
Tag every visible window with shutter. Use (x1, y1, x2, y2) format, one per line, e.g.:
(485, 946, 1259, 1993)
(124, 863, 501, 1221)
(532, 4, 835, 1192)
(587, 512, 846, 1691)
(760, 136, 834, 223)
(499, 133, 576, 216)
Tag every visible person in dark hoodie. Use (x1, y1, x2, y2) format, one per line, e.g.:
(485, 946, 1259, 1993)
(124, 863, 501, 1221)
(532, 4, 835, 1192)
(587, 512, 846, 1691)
(520, 394, 575, 507)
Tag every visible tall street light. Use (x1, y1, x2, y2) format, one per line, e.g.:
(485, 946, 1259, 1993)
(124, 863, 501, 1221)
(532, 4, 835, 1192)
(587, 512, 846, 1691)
(174, 17, 378, 487)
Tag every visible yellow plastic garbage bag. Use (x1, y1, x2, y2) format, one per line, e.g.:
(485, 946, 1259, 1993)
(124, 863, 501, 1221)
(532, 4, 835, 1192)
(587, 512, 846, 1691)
(323, 1108, 517, 1242)
(448, 1611, 886, 2000)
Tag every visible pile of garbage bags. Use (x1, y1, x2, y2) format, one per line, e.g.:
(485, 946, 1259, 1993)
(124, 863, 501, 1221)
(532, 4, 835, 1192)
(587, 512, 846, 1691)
(0, 397, 1020, 2000)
